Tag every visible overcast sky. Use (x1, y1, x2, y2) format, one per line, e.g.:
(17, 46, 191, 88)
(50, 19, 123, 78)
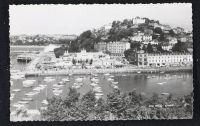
(9, 4, 192, 35)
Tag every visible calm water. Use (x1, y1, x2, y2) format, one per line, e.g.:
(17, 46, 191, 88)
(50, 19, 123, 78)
(10, 48, 193, 111)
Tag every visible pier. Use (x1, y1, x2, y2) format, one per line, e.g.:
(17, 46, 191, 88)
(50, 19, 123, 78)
(24, 66, 192, 77)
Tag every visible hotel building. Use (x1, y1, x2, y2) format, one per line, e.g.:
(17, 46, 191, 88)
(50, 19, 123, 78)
(132, 50, 192, 67)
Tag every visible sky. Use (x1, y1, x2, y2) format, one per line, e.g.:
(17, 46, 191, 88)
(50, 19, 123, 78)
(9, 4, 192, 35)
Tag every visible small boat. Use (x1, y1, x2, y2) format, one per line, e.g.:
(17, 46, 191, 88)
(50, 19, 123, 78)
(113, 85, 119, 89)
(10, 81, 13, 86)
(12, 89, 21, 92)
(137, 71, 141, 74)
(95, 95, 102, 99)
(62, 78, 70, 82)
(12, 103, 25, 108)
(53, 93, 60, 96)
(147, 76, 151, 79)
(72, 85, 81, 89)
(109, 75, 114, 78)
(40, 106, 47, 110)
(22, 97, 33, 101)
(75, 77, 83, 83)
(122, 74, 127, 77)
(44, 77, 55, 82)
(69, 73, 73, 76)
(161, 93, 170, 96)
(157, 82, 167, 85)
(91, 78, 99, 83)
(18, 101, 29, 104)
(53, 90, 62, 94)
(53, 84, 64, 88)
(104, 73, 110, 76)
(112, 82, 118, 85)
(25, 91, 39, 97)
(41, 100, 48, 105)
(95, 93, 103, 96)
(107, 78, 114, 81)
(90, 83, 98, 86)
(160, 71, 165, 74)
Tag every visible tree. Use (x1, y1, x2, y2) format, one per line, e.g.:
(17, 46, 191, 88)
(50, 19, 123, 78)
(130, 42, 141, 50)
(54, 47, 65, 58)
(72, 59, 76, 65)
(146, 43, 154, 53)
(172, 41, 188, 53)
(169, 29, 176, 37)
(89, 59, 93, 65)
(156, 44, 164, 53)
(154, 27, 162, 34)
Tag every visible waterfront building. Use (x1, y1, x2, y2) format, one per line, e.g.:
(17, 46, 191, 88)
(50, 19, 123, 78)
(132, 50, 193, 67)
(94, 42, 107, 52)
(107, 41, 131, 54)
(132, 17, 146, 24)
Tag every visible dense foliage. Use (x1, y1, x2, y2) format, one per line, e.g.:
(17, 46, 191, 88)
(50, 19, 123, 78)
(41, 88, 193, 120)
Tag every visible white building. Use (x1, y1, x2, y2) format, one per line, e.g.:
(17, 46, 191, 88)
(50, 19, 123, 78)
(134, 51, 193, 67)
(107, 42, 130, 54)
(130, 35, 143, 42)
(147, 53, 192, 67)
(162, 45, 173, 51)
(142, 35, 152, 41)
(132, 17, 146, 24)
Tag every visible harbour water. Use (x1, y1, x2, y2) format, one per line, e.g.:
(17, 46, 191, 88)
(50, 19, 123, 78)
(10, 47, 193, 111)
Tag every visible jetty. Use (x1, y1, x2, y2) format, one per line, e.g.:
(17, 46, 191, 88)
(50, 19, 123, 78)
(24, 66, 192, 77)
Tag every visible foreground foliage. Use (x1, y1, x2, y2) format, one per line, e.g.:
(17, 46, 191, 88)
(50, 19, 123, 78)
(41, 88, 193, 120)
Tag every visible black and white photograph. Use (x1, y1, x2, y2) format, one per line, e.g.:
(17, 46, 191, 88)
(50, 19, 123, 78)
(9, 4, 193, 121)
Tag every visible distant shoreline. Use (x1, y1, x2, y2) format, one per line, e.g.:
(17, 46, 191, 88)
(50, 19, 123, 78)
(25, 66, 192, 77)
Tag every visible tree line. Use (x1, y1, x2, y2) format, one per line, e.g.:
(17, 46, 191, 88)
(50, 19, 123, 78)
(41, 87, 192, 120)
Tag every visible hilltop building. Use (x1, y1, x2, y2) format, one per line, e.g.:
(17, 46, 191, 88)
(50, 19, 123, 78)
(132, 17, 146, 24)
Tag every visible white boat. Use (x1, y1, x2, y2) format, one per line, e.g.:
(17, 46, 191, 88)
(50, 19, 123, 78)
(72, 85, 81, 89)
(75, 77, 83, 82)
(157, 82, 167, 85)
(40, 106, 47, 110)
(107, 78, 114, 81)
(41, 100, 48, 105)
(95, 93, 103, 96)
(109, 75, 114, 78)
(112, 82, 118, 85)
(160, 71, 165, 74)
(113, 85, 119, 89)
(90, 83, 98, 86)
(44, 78, 55, 82)
(22, 97, 33, 101)
(104, 73, 110, 76)
(161, 93, 170, 96)
(147, 76, 151, 79)
(53, 93, 60, 96)
(18, 101, 29, 104)
(10, 81, 13, 86)
(91, 78, 99, 83)
(95, 95, 102, 99)
(122, 74, 127, 77)
(12, 89, 21, 92)
(53, 84, 64, 88)
(62, 78, 70, 82)
(23, 80, 35, 88)
(53, 89, 62, 94)
(12, 103, 25, 108)
(137, 71, 141, 73)
(25, 91, 39, 97)
(93, 89, 103, 93)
